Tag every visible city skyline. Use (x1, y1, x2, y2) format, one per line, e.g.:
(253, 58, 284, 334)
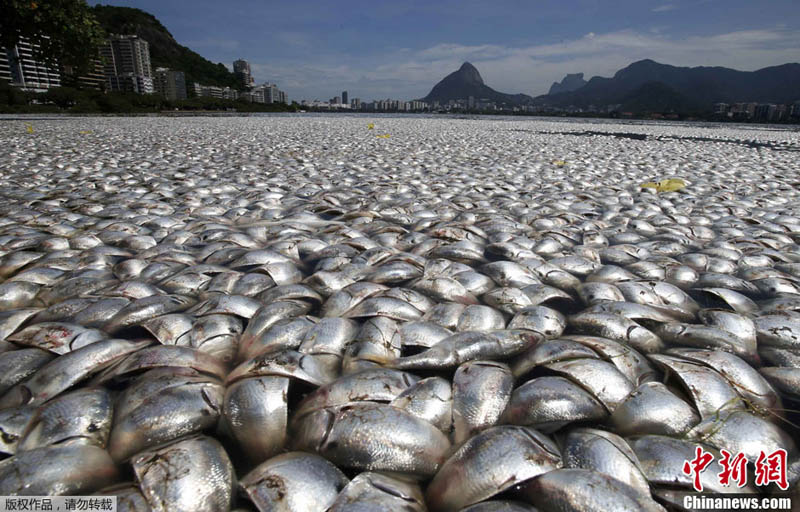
(86, 0, 799, 101)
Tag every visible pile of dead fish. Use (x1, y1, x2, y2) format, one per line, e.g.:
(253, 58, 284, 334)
(0, 116, 798, 511)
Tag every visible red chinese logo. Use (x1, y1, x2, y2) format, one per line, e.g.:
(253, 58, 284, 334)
(754, 449, 789, 490)
(683, 447, 789, 491)
(718, 450, 748, 488)
(682, 447, 714, 491)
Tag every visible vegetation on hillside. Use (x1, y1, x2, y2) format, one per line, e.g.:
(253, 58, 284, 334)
(0, 0, 105, 74)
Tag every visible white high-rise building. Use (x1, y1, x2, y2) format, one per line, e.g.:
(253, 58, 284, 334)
(102, 35, 153, 94)
(0, 36, 61, 92)
(154, 67, 187, 100)
(233, 59, 254, 89)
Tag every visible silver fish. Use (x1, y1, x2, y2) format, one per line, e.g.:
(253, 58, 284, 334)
(392, 329, 540, 369)
(239, 452, 349, 512)
(561, 427, 650, 494)
(132, 435, 234, 512)
(390, 376, 453, 432)
(292, 402, 450, 478)
(109, 373, 223, 461)
(328, 472, 427, 512)
(18, 387, 113, 451)
(452, 361, 513, 444)
(610, 381, 700, 436)
(518, 468, 665, 512)
(0, 440, 118, 496)
(0, 338, 150, 408)
(224, 375, 288, 463)
(426, 425, 561, 511)
(502, 376, 607, 433)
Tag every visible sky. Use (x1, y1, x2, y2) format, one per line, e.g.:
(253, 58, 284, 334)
(88, 0, 800, 101)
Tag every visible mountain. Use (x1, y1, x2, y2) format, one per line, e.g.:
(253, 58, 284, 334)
(422, 62, 533, 106)
(618, 81, 700, 113)
(537, 59, 800, 112)
(92, 5, 241, 90)
(548, 73, 587, 95)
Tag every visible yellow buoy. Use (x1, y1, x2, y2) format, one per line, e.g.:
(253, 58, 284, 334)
(367, 123, 374, 130)
(25, 124, 34, 133)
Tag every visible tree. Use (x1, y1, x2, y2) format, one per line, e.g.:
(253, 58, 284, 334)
(45, 85, 79, 108)
(0, 0, 105, 74)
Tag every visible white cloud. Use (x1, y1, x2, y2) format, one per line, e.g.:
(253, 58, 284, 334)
(252, 28, 800, 101)
(652, 4, 677, 12)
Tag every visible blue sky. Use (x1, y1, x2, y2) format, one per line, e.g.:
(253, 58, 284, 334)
(89, 0, 800, 101)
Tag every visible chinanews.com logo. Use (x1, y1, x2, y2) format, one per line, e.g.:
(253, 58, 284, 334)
(681, 446, 793, 510)
(682, 495, 793, 511)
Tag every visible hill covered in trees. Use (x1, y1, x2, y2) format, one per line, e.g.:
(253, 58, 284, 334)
(92, 5, 241, 90)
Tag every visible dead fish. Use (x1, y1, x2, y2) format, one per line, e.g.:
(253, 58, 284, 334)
(629, 435, 749, 494)
(227, 349, 333, 387)
(0, 338, 150, 408)
(517, 468, 665, 512)
(132, 435, 234, 512)
(666, 348, 781, 413)
(92, 345, 227, 384)
(546, 358, 635, 412)
(105, 295, 195, 334)
(292, 402, 450, 478)
(452, 361, 513, 444)
(610, 381, 700, 437)
(568, 312, 663, 353)
(392, 329, 540, 369)
(239, 452, 349, 512)
(0, 439, 118, 496)
(328, 472, 427, 512)
(502, 376, 607, 433)
(224, 375, 289, 464)
(18, 387, 113, 451)
(108, 374, 223, 461)
(0, 405, 37, 455)
(8, 322, 105, 354)
(0, 308, 41, 341)
(295, 368, 417, 419)
(426, 425, 561, 511)
(390, 376, 453, 432)
(561, 427, 650, 494)
(0, 348, 54, 396)
(649, 354, 744, 419)
(238, 300, 313, 361)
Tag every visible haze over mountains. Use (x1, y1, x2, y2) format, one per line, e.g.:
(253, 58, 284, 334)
(548, 73, 587, 95)
(423, 59, 800, 112)
(541, 59, 800, 110)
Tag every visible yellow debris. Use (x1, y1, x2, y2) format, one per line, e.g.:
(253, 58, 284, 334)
(367, 123, 374, 130)
(552, 160, 566, 166)
(376, 134, 391, 139)
(79, 130, 92, 135)
(25, 124, 34, 133)
(641, 178, 687, 193)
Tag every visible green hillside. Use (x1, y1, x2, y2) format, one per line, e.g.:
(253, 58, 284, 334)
(92, 5, 241, 90)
